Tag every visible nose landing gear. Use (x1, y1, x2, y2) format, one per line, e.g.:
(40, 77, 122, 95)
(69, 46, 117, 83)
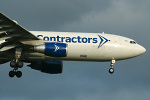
(109, 60, 115, 74)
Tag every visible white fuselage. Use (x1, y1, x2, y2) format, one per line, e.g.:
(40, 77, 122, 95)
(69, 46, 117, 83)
(30, 31, 146, 62)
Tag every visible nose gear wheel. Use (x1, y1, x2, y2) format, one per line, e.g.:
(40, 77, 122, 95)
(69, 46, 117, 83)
(109, 60, 115, 74)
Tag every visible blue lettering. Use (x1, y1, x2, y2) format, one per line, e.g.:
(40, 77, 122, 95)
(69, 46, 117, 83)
(61, 37, 65, 42)
(93, 38, 97, 43)
(88, 38, 92, 43)
(72, 37, 77, 43)
(50, 37, 56, 41)
(82, 37, 87, 43)
(77, 36, 81, 43)
(37, 35, 43, 38)
(56, 36, 61, 42)
(43, 36, 49, 41)
(37, 35, 98, 43)
(66, 37, 71, 43)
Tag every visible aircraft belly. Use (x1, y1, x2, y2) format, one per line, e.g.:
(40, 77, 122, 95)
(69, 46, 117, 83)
(65, 43, 111, 61)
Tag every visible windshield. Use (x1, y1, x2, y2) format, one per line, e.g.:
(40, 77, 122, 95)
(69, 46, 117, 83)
(130, 41, 137, 44)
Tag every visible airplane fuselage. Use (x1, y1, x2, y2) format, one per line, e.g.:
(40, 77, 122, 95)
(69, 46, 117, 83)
(27, 31, 146, 62)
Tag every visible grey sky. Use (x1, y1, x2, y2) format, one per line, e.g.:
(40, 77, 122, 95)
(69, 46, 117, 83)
(0, 0, 150, 100)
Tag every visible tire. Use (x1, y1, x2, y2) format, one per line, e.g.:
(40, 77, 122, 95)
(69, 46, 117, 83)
(109, 68, 114, 74)
(17, 61, 23, 68)
(16, 71, 22, 78)
(10, 61, 16, 68)
(9, 71, 15, 78)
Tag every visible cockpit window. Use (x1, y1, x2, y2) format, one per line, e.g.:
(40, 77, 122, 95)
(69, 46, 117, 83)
(130, 41, 137, 44)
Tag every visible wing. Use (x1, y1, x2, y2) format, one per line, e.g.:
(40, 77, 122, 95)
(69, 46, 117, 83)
(0, 13, 64, 78)
(0, 12, 39, 40)
(0, 12, 40, 51)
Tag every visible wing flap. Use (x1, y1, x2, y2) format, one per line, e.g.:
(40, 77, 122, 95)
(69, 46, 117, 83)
(0, 44, 19, 52)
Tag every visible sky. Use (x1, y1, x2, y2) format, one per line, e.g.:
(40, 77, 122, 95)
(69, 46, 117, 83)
(0, 0, 150, 100)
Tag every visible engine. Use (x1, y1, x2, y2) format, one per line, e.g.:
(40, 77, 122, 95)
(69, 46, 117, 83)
(28, 60, 63, 74)
(34, 42, 67, 57)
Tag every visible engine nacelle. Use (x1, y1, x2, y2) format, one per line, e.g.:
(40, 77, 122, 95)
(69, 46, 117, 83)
(28, 60, 63, 74)
(34, 42, 67, 57)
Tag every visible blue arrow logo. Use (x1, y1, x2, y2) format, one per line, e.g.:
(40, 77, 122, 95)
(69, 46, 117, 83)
(54, 44, 59, 52)
(98, 35, 109, 48)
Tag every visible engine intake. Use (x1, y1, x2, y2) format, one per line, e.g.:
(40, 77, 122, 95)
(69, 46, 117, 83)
(34, 42, 67, 57)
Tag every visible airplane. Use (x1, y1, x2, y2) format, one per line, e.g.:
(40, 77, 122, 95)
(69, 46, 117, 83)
(0, 12, 146, 78)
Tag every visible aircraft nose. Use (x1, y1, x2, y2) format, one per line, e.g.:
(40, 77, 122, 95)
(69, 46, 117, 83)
(141, 46, 146, 54)
(137, 45, 146, 55)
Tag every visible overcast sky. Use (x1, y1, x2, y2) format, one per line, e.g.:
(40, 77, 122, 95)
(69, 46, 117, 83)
(0, 0, 150, 100)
